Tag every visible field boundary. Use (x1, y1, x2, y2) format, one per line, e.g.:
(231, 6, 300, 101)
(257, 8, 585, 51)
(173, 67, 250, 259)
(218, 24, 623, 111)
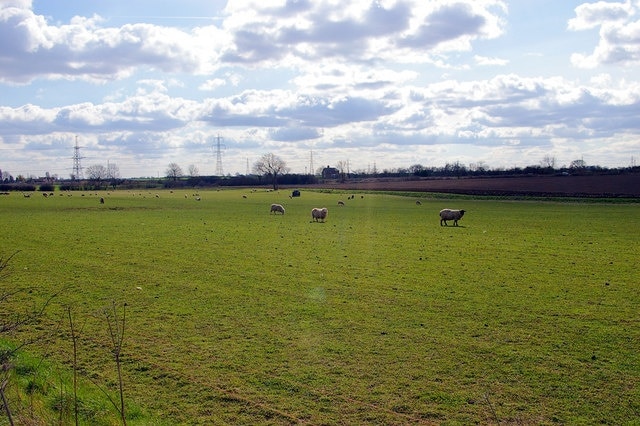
(300, 173, 640, 198)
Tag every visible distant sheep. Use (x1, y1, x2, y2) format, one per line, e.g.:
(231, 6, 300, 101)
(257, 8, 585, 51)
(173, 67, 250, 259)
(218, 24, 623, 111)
(415, 200, 422, 205)
(270, 203, 285, 215)
(439, 209, 466, 226)
(337, 200, 345, 206)
(100, 197, 104, 204)
(311, 207, 328, 222)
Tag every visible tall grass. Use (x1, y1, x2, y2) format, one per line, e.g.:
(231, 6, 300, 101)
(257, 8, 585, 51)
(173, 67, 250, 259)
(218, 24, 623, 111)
(0, 189, 638, 424)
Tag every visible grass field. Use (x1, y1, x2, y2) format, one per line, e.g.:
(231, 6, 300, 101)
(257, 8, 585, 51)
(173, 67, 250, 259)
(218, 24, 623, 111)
(1, 188, 639, 424)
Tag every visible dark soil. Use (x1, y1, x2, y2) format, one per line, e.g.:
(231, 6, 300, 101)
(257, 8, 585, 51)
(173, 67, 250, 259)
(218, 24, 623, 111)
(306, 173, 640, 198)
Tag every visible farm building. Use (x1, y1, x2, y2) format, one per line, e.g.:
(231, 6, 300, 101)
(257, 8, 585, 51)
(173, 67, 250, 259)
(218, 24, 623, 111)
(322, 166, 340, 179)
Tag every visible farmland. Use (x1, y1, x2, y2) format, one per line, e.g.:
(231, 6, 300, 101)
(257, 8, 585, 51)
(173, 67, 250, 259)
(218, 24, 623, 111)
(1, 188, 639, 424)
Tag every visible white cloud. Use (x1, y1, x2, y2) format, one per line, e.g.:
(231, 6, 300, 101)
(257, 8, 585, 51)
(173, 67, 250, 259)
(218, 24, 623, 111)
(199, 78, 226, 91)
(474, 55, 508, 66)
(567, 1, 633, 30)
(221, 0, 507, 64)
(291, 63, 418, 94)
(2, 72, 639, 150)
(0, 4, 227, 83)
(1, 1, 639, 176)
(569, 1, 640, 68)
(0, 0, 507, 84)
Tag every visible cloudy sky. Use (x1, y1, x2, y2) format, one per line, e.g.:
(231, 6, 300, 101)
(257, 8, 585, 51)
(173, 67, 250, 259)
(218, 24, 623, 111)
(1, 0, 639, 178)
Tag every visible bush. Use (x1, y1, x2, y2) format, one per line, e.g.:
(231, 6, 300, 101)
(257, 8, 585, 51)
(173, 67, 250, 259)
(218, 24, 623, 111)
(58, 183, 83, 191)
(0, 183, 37, 192)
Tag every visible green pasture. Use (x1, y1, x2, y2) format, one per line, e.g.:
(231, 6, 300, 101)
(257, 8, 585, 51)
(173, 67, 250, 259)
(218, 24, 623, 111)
(0, 188, 639, 424)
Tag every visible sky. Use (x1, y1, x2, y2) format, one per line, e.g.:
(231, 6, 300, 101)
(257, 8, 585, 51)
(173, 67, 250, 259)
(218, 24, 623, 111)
(1, 0, 639, 179)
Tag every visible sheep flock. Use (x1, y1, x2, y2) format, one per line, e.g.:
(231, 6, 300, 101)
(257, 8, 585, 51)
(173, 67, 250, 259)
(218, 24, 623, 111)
(12, 189, 466, 228)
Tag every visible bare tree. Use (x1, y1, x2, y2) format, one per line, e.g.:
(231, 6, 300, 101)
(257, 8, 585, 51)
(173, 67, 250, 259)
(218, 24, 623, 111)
(86, 164, 108, 181)
(335, 160, 348, 182)
(253, 153, 290, 190)
(470, 161, 488, 173)
(106, 163, 120, 180)
(188, 164, 199, 177)
(408, 164, 424, 174)
(165, 163, 183, 181)
(541, 155, 557, 169)
(570, 158, 587, 170)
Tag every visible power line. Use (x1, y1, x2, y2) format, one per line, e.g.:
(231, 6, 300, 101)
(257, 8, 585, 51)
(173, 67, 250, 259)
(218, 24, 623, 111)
(72, 136, 84, 180)
(212, 134, 226, 176)
(309, 150, 315, 175)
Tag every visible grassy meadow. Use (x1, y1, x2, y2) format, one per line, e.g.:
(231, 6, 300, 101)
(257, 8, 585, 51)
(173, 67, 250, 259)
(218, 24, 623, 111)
(0, 188, 639, 424)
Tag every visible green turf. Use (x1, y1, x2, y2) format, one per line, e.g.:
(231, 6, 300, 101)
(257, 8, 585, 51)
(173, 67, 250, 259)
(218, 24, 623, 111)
(1, 189, 639, 424)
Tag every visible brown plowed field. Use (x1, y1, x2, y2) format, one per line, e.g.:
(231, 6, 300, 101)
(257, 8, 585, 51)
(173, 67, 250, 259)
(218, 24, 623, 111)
(307, 173, 640, 197)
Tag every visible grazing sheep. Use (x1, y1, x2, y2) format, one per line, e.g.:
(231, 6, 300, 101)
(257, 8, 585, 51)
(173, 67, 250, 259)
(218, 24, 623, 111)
(439, 209, 466, 226)
(270, 203, 285, 214)
(311, 207, 328, 222)
(337, 200, 345, 206)
(100, 197, 104, 204)
(415, 200, 422, 205)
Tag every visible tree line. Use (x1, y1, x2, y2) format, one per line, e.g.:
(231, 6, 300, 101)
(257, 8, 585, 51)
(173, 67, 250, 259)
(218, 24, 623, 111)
(2, 154, 639, 192)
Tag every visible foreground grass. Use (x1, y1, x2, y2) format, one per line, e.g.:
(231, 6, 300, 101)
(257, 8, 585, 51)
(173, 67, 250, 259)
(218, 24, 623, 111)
(1, 188, 639, 424)
(0, 341, 146, 425)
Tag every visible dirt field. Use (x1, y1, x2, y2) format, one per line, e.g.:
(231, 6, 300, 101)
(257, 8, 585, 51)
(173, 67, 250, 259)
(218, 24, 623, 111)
(308, 173, 640, 197)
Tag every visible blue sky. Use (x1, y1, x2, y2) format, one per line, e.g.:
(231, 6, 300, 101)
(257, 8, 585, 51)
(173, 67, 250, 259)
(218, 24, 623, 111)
(1, 0, 639, 178)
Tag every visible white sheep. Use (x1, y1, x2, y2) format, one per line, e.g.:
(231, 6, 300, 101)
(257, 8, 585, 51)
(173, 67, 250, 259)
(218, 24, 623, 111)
(270, 203, 285, 215)
(311, 207, 328, 222)
(337, 200, 345, 206)
(439, 209, 466, 226)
